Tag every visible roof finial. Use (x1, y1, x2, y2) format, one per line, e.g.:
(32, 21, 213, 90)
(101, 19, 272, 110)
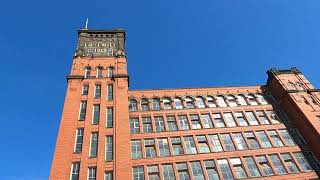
(85, 18, 89, 29)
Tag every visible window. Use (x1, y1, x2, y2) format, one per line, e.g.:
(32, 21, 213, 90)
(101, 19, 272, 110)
(234, 112, 248, 126)
(190, 114, 202, 129)
(289, 129, 307, 146)
(266, 110, 281, 124)
(132, 166, 144, 180)
(174, 97, 183, 109)
(171, 137, 183, 156)
(244, 132, 260, 149)
(145, 139, 157, 158)
(178, 115, 190, 130)
(94, 85, 101, 98)
(131, 140, 142, 159)
(157, 138, 170, 157)
(204, 160, 219, 180)
(130, 118, 140, 134)
(185, 97, 195, 109)
(303, 151, 320, 172)
(244, 157, 261, 177)
(176, 163, 190, 180)
(278, 129, 296, 146)
(294, 152, 313, 172)
(89, 133, 98, 158)
(166, 116, 177, 131)
(129, 99, 138, 112)
(147, 165, 160, 180)
(105, 172, 113, 180)
(105, 136, 113, 161)
(184, 136, 197, 154)
(237, 95, 247, 106)
(281, 153, 299, 173)
(216, 96, 227, 107)
(96, 67, 103, 78)
(212, 113, 225, 128)
(152, 98, 161, 111)
(247, 94, 258, 105)
(70, 162, 80, 180)
(92, 105, 100, 125)
(230, 158, 247, 179)
(107, 84, 113, 101)
(256, 131, 272, 148)
(256, 94, 268, 105)
(163, 98, 172, 110)
(191, 161, 205, 180)
(220, 134, 235, 151)
(268, 130, 284, 147)
(245, 111, 259, 125)
(226, 95, 238, 107)
(223, 112, 236, 127)
(196, 135, 210, 153)
(207, 96, 217, 108)
(85, 67, 91, 78)
(201, 114, 213, 128)
(269, 154, 287, 175)
(74, 128, 84, 153)
(154, 116, 165, 132)
(141, 98, 149, 111)
(88, 167, 96, 180)
(208, 134, 223, 152)
(232, 133, 248, 150)
(162, 164, 175, 180)
(256, 110, 270, 125)
(79, 101, 87, 120)
(256, 155, 274, 176)
(195, 96, 206, 108)
(82, 85, 89, 95)
(142, 117, 153, 133)
(106, 108, 113, 128)
(107, 67, 114, 78)
(217, 159, 234, 180)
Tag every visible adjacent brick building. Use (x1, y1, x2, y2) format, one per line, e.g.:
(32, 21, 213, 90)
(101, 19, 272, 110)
(50, 28, 320, 180)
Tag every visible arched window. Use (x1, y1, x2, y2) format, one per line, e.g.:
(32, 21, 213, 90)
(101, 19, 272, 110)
(256, 94, 268, 105)
(129, 99, 138, 112)
(216, 96, 227, 107)
(237, 94, 248, 106)
(185, 97, 194, 109)
(85, 67, 91, 79)
(108, 67, 114, 78)
(163, 98, 172, 110)
(226, 95, 238, 107)
(152, 98, 161, 111)
(141, 98, 149, 111)
(96, 67, 103, 78)
(174, 97, 183, 109)
(195, 96, 205, 108)
(206, 96, 217, 108)
(247, 94, 258, 106)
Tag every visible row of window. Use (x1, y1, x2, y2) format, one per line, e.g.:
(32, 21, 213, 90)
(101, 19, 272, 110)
(130, 129, 305, 160)
(78, 102, 113, 125)
(81, 84, 113, 100)
(129, 93, 270, 112)
(84, 66, 114, 79)
(132, 151, 319, 180)
(130, 110, 285, 134)
(70, 163, 112, 180)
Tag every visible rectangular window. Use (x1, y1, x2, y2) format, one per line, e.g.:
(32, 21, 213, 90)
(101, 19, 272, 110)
(144, 139, 157, 158)
(220, 134, 235, 151)
(131, 140, 142, 159)
(230, 158, 247, 179)
(79, 101, 87, 120)
(166, 116, 178, 131)
(178, 115, 190, 130)
(89, 133, 98, 158)
(244, 132, 260, 149)
(232, 133, 248, 150)
(223, 112, 236, 127)
(183, 136, 197, 154)
(196, 135, 210, 153)
(217, 159, 234, 180)
(142, 117, 153, 133)
(289, 129, 307, 146)
(70, 162, 80, 180)
(94, 84, 101, 98)
(212, 113, 225, 128)
(162, 164, 175, 180)
(204, 160, 219, 180)
(92, 104, 100, 125)
(82, 85, 89, 95)
(157, 138, 170, 157)
(268, 130, 284, 147)
(266, 110, 281, 124)
(154, 116, 165, 132)
(234, 112, 248, 126)
(107, 84, 113, 101)
(281, 153, 299, 173)
(104, 172, 113, 180)
(147, 165, 160, 180)
(303, 151, 320, 172)
(105, 136, 113, 161)
(171, 137, 183, 156)
(190, 114, 202, 129)
(191, 161, 205, 180)
(227, 96, 238, 107)
(278, 129, 296, 146)
(244, 157, 261, 177)
(130, 117, 140, 134)
(88, 167, 96, 180)
(74, 128, 84, 153)
(256, 155, 274, 176)
(132, 166, 144, 180)
(201, 114, 213, 128)
(256, 131, 272, 148)
(106, 108, 113, 128)
(245, 112, 259, 125)
(294, 152, 313, 172)
(256, 110, 270, 125)
(176, 163, 190, 180)
(208, 134, 223, 152)
(269, 154, 287, 175)
(108, 67, 114, 78)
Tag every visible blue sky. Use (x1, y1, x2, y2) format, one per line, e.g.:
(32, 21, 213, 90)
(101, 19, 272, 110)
(0, 0, 319, 179)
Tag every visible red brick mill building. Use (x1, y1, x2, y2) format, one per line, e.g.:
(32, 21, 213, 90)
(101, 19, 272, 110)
(50, 28, 320, 180)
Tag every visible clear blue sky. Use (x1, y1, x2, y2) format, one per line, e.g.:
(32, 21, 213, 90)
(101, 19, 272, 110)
(0, 0, 319, 179)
